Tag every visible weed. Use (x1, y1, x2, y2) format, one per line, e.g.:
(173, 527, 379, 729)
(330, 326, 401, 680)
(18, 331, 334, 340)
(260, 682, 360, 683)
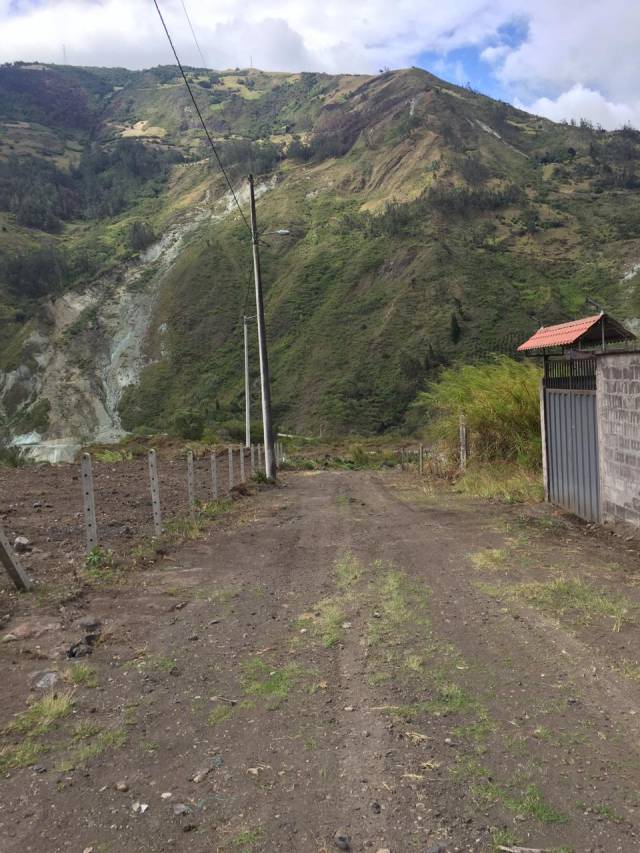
(335, 494, 353, 507)
(240, 658, 305, 709)
(199, 498, 233, 519)
(490, 828, 518, 850)
(84, 547, 119, 582)
(0, 739, 46, 773)
(577, 802, 623, 822)
(334, 552, 362, 589)
(72, 721, 103, 740)
(618, 659, 640, 681)
(208, 705, 234, 726)
(252, 471, 269, 484)
(457, 464, 544, 503)
(61, 727, 127, 769)
(312, 600, 345, 648)
(470, 548, 510, 572)
(475, 780, 567, 824)
(230, 827, 265, 850)
(65, 663, 97, 688)
(416, 357, 542, 468)
(4, 690, 74, 736)
(512, 576, 632, 631)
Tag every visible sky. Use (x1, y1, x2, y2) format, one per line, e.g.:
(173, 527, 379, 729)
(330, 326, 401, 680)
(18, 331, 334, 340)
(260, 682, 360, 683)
(1, 0, 638, 130)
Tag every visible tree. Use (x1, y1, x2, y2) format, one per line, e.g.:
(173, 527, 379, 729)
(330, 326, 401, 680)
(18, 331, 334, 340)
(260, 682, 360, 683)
(450, 313, 461, 344)
(127, 220, 156, 253)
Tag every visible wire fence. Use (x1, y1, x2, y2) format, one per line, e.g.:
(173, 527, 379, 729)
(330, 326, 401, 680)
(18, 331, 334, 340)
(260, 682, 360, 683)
(0, 441, 285, 591)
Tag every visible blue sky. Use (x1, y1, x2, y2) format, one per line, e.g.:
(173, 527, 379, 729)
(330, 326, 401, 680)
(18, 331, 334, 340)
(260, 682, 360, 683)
(0, 1, 638, 129)
(417, 19, 529, 101)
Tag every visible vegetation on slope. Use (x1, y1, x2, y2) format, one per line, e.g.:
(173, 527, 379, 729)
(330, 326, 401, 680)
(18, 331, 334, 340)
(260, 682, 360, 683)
(1, 62, 640, 442)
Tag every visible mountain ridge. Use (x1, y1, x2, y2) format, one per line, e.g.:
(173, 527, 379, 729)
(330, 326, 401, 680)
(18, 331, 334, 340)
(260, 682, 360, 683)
(1, 61, 640, 458)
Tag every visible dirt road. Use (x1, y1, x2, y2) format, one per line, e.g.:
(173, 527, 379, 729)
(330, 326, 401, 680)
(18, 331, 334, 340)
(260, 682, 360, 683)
(2, 469, 640, 852)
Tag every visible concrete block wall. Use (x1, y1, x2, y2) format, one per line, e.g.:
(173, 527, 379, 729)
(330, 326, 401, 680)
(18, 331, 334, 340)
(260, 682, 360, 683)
(597, 353, 640, 527)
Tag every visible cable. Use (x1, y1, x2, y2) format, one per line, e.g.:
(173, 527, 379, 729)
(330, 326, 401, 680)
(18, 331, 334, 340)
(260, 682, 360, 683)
(178, 0, 208, 71)
(152, 0, 251, 233)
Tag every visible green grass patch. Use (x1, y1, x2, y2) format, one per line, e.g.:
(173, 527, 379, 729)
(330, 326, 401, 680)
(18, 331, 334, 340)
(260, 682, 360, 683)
(469, 547, 510, 572)
(65, 663, 98, 688)
(456, 464, 544, 503)
(208, 704, 234, 726)
(474, 780, 567, 824)
(0, 739, 47, 773)
(229, 827, 265, 850)
(240, 658, 306, 709)
(4, 690, 74, 736)
(512, 576, 632, 631)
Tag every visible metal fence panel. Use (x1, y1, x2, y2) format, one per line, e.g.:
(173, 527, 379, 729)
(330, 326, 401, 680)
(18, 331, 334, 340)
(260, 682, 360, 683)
(545, 389, 600, 522)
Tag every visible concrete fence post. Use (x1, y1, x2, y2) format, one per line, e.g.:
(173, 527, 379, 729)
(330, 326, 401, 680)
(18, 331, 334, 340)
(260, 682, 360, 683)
(239, 444, 245, 482)
(81, 452, 98, 552)
(228, 446, 234, 490)
(211, 452, 219, 500)
(257, 444, 263, 472)
(459, 414, 468, 472)
(187, 451, 195, 516)
(0, 526, 33, 592)
(539, 380, 549, 502)
(251, 443, 256, 474)
(148, 449, 162, 536)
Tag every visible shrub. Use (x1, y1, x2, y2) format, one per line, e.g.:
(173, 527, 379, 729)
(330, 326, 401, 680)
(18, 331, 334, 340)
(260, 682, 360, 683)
(416, 356, 542, 468)
(172, 408, 204, 440)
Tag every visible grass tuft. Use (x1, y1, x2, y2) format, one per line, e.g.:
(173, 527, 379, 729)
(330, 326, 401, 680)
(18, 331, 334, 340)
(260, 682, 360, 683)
(4, 690, 74, 736)
(513, 576, 632, 631)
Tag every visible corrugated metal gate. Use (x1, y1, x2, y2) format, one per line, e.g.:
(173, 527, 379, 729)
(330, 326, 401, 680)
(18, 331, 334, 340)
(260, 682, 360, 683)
(543, 358, 600, 522)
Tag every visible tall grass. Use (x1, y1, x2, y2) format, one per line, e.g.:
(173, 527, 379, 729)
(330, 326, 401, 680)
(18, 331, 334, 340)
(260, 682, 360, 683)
(417, 357, 542, 468)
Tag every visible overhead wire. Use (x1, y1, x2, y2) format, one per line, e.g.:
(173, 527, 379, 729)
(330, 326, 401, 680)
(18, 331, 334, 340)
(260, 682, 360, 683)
(151, 0, 251, 234)
(177, 0, 208, 71)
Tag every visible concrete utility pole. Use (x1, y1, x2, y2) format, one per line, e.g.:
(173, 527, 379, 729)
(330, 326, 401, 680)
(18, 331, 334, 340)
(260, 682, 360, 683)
(248, 174, 276, 480)
(243, 314, 253, 448)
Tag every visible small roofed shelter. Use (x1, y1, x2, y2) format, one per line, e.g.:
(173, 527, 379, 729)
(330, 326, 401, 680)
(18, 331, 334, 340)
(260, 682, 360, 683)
(518, 313, 639, 527)
(518, 313, 634, 355)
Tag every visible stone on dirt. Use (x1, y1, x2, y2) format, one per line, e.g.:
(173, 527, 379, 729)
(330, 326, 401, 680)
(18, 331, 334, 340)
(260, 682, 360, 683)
(13, 536, 31, 553)
(115, 781, 129, 792)
(333, 830, 351, 850)
(33, 671, 59, 690)
(78, 616, 102, 632)
(191, 767, 212, 783)
(173, 803, 191, 816)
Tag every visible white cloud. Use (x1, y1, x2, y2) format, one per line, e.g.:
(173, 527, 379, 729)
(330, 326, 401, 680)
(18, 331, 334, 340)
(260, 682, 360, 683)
(480, 44, 510, 65)
(0, 1, 637, 129)
(516, 85, 640, 131)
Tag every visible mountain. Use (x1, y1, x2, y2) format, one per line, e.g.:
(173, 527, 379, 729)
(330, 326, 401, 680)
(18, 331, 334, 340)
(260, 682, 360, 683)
(1, 61, 640, 458)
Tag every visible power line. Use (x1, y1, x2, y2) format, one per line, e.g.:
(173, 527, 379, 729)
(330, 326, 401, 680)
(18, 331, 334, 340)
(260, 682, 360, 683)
(178, 0, 208, 71)
(151, 0, 251, 233)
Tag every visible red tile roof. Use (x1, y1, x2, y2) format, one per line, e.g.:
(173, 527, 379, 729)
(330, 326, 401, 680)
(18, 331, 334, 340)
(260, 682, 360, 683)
(517, 315, 603, 352)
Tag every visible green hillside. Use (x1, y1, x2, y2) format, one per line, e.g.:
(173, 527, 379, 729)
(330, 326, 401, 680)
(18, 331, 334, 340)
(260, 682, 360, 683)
(1, 61, 640, 445)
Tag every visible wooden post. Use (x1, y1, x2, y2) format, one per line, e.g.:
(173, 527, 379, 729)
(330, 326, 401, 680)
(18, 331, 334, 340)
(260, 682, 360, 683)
(211, 452, 219, 499)
(0, 526, 32, 592)
(148, 449, 162, 536)
(459, 414, 468, 472)
(187, 451, 195, 516)
(81, 452, 98, 552)
(419, 443, 424, 476)
(239, 444, 245, 482)
(228, 446, 234, 490)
